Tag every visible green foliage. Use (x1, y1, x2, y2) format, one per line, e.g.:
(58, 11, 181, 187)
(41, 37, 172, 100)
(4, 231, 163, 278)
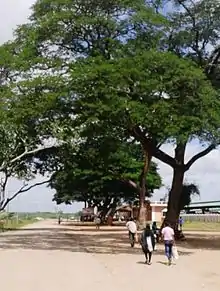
(164, 0, 220, 86)
(72, 50, 219, 145)
(1, 0, 220, 216)
(51, 137, 162, 208)
(179, 183, 200, 211)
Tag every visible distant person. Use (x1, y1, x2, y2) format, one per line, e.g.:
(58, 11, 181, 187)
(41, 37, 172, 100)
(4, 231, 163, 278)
(152, 221, 159, 243)
(140, 224, 155, 265)
(126, 218, 137, 247)
(58, 215, 61, 225)
(179, 216, 184, 231)
(161, 222, 175, 266)
(94, 216, 101, 230)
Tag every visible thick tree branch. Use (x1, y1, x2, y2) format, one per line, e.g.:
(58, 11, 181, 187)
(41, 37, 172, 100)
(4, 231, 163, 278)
(185, 144, 215, 171)
(206, 46, 220, 77)
(126, 179, 139, 190)
(0, 171, 10, 203)
(177, 0, 202, 63)
(153, 148, 176, 168)
(0, 179, 51, 211)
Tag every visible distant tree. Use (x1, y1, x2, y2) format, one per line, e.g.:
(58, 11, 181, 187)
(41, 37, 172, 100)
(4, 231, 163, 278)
(165, 182, 200, 214)
(51, 136, 162, 218)
(179, 183, 200, 212)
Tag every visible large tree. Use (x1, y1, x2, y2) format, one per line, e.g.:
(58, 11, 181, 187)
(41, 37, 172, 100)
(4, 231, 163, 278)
(51, 135, 162, 219)
(5, 0, 167, 223)
(5, 0, 220, 226)
(150, 0, 220, 225)
(70, 50, 220, 225)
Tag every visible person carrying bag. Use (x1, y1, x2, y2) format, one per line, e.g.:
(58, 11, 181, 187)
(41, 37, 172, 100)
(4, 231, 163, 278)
(172, 243, 179, 261)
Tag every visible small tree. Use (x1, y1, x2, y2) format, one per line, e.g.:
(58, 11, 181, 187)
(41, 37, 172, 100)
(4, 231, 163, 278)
(179, 183, 200, 212)
(0, 121, 56, 211)
(0, 44, 60, 211)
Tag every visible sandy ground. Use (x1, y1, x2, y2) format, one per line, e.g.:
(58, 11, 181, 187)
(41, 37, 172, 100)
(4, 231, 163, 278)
(0, 220, 220, 291)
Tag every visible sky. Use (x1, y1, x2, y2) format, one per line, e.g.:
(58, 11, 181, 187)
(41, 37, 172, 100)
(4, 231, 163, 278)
(1, 0, 220, 212)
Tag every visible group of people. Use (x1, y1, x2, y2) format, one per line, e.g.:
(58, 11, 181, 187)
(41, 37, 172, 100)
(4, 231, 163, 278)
(126, 218, 177, 265)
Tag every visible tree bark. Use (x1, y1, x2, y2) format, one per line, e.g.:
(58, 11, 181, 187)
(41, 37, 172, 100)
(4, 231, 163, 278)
(106, 198, 118, 226)
(165, 143, 186, 229)
(165, 166, 185, 227)
(138, 150, 152, 227)
(100, 197, 112, 222)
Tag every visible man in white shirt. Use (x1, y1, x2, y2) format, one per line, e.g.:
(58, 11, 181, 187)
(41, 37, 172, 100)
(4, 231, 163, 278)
(126, 218, 137, 247)
(161, 222, 175, 265)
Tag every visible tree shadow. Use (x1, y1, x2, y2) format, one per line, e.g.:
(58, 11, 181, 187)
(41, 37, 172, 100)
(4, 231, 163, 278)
(0, 228, 193, 256)
(136, 261, 147, 265)
(178, 233, 220, 251)
(156, 261, 177, 266)
(6, 226, 126, 233)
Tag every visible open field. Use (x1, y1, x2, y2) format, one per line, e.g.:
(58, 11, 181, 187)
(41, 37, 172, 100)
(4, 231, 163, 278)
(183, 221, 220, 232)
(65, 220, 220, 232)
(0, 216, 37, 232)
(3, 218, 37, 230)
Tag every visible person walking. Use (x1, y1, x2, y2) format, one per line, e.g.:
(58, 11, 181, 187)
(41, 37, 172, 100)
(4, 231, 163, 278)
(179, 216, 184, 232)
(126, 218, 137, 247)
(140, 224, 155, 265)
(152, 221, 159, 243)
(94, 216, 101, 230)
(161, 222, 175, 266)
(58, 214, 61, 225)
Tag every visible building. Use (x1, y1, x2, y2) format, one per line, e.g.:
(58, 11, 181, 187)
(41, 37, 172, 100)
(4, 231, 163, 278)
(116, 201, 167, 222)
(151, 201, 167, 222)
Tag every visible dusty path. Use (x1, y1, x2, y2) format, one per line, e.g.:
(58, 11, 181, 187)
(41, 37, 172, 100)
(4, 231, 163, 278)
(0, 220, 219, 291)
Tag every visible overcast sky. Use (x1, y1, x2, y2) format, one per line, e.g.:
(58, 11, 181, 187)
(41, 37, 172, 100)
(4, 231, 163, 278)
(1, 1, 219, 213)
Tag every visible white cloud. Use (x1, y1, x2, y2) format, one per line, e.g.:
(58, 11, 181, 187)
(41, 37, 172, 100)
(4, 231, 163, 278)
(153, 141, 220, 202)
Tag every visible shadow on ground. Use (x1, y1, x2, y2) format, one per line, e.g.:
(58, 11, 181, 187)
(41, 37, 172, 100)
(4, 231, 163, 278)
(5, 227, 126, 233)
(178, 233, 220, 251)
(0, 227, 194, 256)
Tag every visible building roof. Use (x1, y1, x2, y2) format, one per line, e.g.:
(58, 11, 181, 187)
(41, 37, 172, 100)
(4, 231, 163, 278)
(150, 201, 167, 206)
(186, 200, 220, 209)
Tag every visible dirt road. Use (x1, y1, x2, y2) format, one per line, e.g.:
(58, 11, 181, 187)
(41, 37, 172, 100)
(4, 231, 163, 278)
(0, 220, 219, 291)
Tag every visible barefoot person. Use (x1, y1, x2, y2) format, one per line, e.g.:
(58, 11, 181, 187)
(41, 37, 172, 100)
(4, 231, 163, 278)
(140, 224, 155, 265)
(161, 222, 175, 265)
(126, 218, 137, 247)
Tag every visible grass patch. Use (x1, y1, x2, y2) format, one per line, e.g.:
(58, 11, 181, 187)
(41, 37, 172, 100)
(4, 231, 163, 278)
(0, 218, 37, 232)
(183, 221, 220, 232)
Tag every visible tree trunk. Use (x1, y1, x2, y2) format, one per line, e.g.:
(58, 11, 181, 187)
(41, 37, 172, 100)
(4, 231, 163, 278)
(138, 150, 152, 227)
(106, 199, 118, 226)
(165, 143, 186, 230)
(100, 197, 112, 222)
(165, 166, 185, 227)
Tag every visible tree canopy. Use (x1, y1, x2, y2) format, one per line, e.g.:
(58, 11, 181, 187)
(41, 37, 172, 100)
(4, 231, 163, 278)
(51, 136, 162, 214)
(0, 0, 220, 224)
(179, 183, 200, 212)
